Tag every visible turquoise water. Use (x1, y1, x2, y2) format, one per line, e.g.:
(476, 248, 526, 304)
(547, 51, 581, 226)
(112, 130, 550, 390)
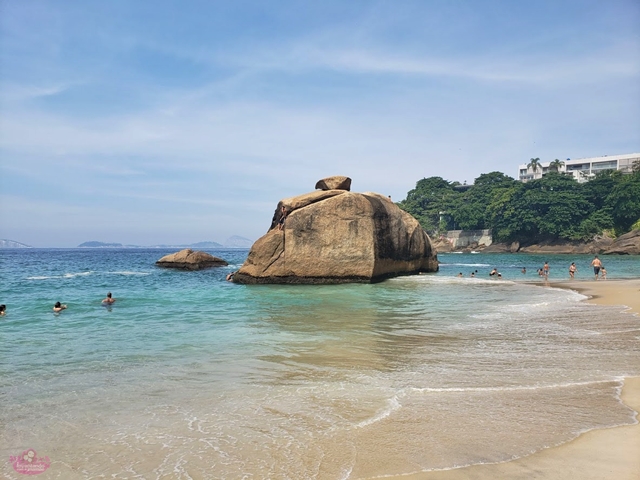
(1, 249, 640, 479)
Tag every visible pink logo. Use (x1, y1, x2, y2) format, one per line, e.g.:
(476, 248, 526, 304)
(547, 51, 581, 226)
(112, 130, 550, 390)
(10, 449, 50, 475)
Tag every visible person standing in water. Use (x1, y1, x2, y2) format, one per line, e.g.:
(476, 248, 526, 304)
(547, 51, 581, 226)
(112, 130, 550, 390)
(569, 262, 577, 279)
(53, 302, 67, 313)
(591, 256, 603, 280)
(102, 292, 116, 305)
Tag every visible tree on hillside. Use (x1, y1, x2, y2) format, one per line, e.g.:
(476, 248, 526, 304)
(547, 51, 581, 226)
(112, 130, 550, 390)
(453, 172, 517, 231)
(398, 166, 639, 243)
(549, 159, 565, 172)
(633, 159, 640, 173)
(397, 177, 462, 233)
(492, 173, 590, 242)
(581, 170, 621, 211)
(606, 171, 640, 233)
(527, 157, 541, 173)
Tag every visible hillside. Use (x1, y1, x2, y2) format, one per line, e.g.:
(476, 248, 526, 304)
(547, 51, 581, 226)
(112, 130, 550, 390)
(0, 239, 32, 248)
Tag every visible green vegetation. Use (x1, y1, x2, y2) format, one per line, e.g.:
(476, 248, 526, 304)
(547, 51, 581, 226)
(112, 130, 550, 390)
(398, 168, 640, 243)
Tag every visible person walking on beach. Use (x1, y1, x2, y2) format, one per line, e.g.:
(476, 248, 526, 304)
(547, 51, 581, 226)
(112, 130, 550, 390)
(102, 292, 116, 305)
(569, 262, 577, 279)
(591, 256, 603, 280)
(53, 302, 67, 313)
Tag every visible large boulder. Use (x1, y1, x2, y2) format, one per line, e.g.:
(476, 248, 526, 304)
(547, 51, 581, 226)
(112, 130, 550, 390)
(315, 176, 352, 191)
(233, 190, 438, 284)
(156, 249, 228, 270)
(605, 229, 640, 255)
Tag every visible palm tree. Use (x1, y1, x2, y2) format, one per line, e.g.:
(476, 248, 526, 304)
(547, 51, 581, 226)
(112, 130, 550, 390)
(527, 157, 541, 173)
(549, 159, 565, 172)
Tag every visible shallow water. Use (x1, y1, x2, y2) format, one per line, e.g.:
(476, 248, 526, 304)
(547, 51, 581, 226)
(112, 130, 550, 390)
(1, 249, 639, 479)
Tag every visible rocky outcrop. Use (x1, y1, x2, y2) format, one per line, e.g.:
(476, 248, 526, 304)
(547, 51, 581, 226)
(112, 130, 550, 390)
(604, 230, 640, 255)
(432, 236, 454, 253)
(481, 243, 510, 253)
(156, 249, 228, 270)
(233, 188, 438, 284)
(314, 176, 352, 191)
(449, 231, 639, 255)
(518, 237, 614, 254)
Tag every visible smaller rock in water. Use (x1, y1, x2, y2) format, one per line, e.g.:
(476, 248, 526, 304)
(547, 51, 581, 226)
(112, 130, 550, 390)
(156, 249, 228, 270)
(314, 176, 352, 191)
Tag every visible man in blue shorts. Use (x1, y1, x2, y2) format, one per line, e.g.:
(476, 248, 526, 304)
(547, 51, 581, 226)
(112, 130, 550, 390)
(591, 256, 603, 280)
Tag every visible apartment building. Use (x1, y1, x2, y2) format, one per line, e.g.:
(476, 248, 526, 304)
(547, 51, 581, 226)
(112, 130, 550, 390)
(518, 153, 639, 183)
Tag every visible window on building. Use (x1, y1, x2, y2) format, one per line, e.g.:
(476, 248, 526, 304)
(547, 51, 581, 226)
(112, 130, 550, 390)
(591, 160, 618, 170)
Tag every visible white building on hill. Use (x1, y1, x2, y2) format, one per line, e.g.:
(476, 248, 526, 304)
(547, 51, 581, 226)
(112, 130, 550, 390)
(518, 153, 639, 183)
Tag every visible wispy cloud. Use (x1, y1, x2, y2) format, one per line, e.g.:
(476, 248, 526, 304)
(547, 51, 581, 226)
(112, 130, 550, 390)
(1, 1, 639, 246)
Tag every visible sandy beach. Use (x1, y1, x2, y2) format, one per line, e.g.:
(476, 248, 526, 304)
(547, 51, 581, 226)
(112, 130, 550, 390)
(379, 278, 640, 480)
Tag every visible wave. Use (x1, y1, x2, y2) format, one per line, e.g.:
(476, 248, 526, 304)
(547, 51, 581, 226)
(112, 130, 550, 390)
(439, 263, 491, 267)
(409, 378, 624, 394)
(354, 395, 401, 429)
(27, 271, 95, 280)
(108, 271, 152, 276)
(27, 270, 151, 280)
(63, 271, 94, 278)
(406, 276, 514, 286)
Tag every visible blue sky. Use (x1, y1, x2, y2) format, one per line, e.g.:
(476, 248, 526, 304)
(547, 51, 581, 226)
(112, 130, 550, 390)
(1, 0, 639, 247)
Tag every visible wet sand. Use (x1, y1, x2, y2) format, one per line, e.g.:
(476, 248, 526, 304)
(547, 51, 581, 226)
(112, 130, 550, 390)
(378, 278, 640, 480)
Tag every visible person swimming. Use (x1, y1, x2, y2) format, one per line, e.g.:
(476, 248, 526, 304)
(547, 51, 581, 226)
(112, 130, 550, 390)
(53, 301, 67, 313)
(102, 292, 116, 304)
(0, 304, 6, 316)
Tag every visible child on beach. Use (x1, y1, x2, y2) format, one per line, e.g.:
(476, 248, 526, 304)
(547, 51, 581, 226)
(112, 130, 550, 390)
(601, 266, 607, 280)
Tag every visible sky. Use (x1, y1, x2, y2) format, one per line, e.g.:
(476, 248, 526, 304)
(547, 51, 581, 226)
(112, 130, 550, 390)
(1, 0, 639, 247)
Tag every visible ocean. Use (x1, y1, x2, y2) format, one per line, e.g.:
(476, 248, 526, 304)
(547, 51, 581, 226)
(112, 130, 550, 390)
(1, 249, 639, 479)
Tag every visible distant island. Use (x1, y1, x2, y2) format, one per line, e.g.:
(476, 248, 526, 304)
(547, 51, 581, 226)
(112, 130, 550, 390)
(0, 239, 32, 248)
(78, 236, 253, 249)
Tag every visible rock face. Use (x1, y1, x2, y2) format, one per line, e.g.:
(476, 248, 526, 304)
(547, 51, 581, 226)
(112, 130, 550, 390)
(314, 176, 352, 191)
(156, 249, 228, 270)
(233, 190, 438, 284)
(605, 229, 640, 255)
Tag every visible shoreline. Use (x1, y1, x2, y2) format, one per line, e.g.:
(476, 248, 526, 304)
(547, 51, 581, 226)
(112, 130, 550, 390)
(377, 278, 640, 480)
